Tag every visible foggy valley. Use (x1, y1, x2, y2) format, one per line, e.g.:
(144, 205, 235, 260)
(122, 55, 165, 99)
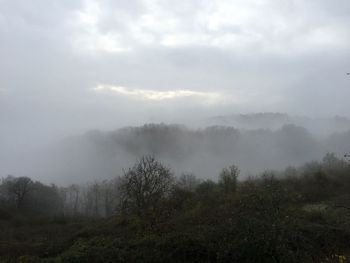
(2, 0, 350, 262)
(3, 113, 350, 185)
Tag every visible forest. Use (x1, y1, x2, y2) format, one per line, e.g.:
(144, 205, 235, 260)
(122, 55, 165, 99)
(1, 153, 350, 262)
(31, 122, 350, 184)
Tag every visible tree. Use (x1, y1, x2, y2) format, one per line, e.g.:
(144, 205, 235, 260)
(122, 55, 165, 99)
(120, 156, 174, 217)
(63, 184, 81, 216)
(219, 165, 239, 195)
(30, 181, 61, 215)
(2, 176, 34, 209)
(101, 178, 120, 217)
(175, 173, 200, 192)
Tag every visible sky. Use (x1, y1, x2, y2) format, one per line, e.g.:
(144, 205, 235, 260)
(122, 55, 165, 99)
(1, 0, 350, 150)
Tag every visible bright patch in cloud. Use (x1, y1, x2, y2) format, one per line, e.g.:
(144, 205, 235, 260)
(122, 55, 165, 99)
(93, 85, 224, 104)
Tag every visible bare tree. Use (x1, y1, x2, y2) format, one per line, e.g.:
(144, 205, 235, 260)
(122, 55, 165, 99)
(64, 184, 81, 216)
(101, 178, 120, 217)
(2, 176, 34, 209)
(175, 173, 200, 192)
(90, 181, 100, 217)
(219, 165, 240, 195)
(59, 179, 122, 218)
(120, 156, 174, 216)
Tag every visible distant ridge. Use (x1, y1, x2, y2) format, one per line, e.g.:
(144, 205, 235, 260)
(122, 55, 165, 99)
(205, 112, 350, 136)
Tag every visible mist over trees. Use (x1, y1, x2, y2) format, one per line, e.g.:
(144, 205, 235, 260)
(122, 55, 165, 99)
(2, 115, 350, 261)
(2, 113, 350, 185)
(37, 120, 350, 184)
(206, 113, 350, 136)
(2, 0, 350, 261)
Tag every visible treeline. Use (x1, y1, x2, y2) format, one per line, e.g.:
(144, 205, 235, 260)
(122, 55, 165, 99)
(0, 176, 118, 219)
(1, 153, 350, 262)
(0, 157, 238, 219)
(0, 176, 60, 217)
(48, 123, 350, 183)
(207, 113, 350, 134)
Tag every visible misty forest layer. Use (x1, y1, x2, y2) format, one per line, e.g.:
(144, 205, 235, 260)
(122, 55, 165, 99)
(38, 120, 350, 184)
(1, 153, 350, 262)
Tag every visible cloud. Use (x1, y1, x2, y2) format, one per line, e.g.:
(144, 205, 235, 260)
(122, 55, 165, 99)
(71, 0, 131, 53)
(1, 0, 350, 141)
(66, 0, 350, 55)
(92, 84, 224, 104)
(2, 0, 350, 182)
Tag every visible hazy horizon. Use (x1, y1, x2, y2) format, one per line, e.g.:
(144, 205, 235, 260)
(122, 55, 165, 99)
(1, 0, 350, 184)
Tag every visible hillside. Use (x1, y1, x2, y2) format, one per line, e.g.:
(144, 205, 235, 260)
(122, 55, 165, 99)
(40, 122, 350, 184)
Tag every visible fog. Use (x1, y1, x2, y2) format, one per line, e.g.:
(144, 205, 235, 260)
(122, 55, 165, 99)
(1, 0, 350, 185)
(41, 121, 350, 184)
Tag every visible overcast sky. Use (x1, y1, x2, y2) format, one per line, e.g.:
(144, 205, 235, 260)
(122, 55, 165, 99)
(1, 0, 350, 143)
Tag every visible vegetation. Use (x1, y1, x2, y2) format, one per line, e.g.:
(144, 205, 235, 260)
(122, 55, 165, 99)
(1, 153, 350, 262)
(53, 123, 350, 183)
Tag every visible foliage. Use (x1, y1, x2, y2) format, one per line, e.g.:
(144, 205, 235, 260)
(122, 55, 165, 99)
(1, 154, 350, 262)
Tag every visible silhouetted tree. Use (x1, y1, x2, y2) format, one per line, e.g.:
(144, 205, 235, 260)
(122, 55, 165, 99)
(2, 176, 34, 209)
(219, 165, 239, 195)
(120, 156, 174, 217)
